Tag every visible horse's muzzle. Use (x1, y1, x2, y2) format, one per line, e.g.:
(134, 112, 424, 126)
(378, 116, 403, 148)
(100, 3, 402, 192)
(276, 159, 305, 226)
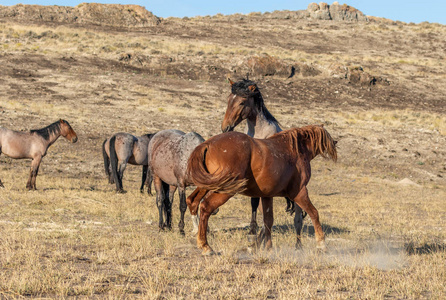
(222, 125, 234, 133)
(71, 136, 78, 143)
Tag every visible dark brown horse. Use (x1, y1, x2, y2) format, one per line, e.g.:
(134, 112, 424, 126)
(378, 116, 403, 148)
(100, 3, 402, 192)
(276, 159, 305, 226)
(102, 132, 155, 193)
(221, 78, 305, 244)
(0, 119, 78, 190)
(186, 125, 337, 255)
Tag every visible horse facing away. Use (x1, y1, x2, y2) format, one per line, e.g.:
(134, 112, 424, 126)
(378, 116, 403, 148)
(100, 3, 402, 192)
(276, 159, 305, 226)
(102, 132, 155, 193)
(221, 78, 305, 244)
(148, 129, 205, 235)
(186, 125, 337, 255)
(0, 119, 78, 190)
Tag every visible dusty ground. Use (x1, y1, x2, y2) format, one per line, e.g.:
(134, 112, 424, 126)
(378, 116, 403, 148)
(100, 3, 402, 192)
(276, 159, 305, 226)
(0, 9, 445, 299)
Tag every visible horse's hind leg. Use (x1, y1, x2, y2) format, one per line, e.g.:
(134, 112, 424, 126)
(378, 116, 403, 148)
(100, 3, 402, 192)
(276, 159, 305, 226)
(116, 162, 127, 193)
(197, 192, 232, 255)
(140, 165, 148, 193)
(153, 176, 166, 230)
(164, 184, 176, 230)
(186, 187, 208, 235)
(178, 187, 187, 235)
(292, 187, 325, 250)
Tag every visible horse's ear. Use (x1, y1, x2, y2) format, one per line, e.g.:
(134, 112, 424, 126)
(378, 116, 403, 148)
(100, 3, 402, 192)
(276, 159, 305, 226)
(60, 119, 65, 124)
(320, 124, 324, 128)
(248, 85, 256, 92)
(228, 78, 235, 86)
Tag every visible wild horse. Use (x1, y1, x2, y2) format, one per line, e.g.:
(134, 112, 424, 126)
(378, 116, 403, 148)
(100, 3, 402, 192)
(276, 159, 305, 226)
(0, 119, 78, 190)
(148, 129, 205, 235)
(102, 132, 155, 193)
(186, 125, 337, 255)
(221, 78, 306, 243)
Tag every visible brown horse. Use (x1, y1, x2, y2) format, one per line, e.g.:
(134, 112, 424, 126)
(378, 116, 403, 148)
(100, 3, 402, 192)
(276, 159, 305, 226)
(186, 125, 337, 255)
(102, 132, 155, 193)
(0, 119, 78, 190)
(221, 78, 305, 242)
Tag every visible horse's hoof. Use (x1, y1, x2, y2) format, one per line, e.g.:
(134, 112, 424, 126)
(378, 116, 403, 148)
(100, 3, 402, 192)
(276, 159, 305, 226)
(248, 224, 258, 236)
(179, 230, 185, 236)
(295, 241, 303, 250)
(116, 189, 126, 194)
(202, 247, 215, 256)
(316, 241, 327, 253)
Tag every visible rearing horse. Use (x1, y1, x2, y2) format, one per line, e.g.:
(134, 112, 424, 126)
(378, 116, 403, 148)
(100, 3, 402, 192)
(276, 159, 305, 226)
(221, 78, 305, 246)
(0, 119, 78, 190)
(186, 125, 337, 255)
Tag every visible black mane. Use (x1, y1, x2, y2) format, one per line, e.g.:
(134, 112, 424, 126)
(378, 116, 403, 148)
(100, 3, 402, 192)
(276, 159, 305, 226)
(30, 121, 61, 140)
(232, 79, 279, 125)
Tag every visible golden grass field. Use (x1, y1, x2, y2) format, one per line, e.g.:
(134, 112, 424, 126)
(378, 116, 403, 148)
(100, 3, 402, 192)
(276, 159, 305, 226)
(0, 8, 445, 299)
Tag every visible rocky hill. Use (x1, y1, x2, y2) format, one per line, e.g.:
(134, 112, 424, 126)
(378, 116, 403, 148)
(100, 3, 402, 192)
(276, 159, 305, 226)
(0, 3, 161, 27)
(0, 2, 374, 27)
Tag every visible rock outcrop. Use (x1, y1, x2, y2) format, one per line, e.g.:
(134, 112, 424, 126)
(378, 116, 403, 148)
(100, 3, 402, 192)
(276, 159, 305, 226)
(0, 3, 161, 27)
(265, 2, 368, 22)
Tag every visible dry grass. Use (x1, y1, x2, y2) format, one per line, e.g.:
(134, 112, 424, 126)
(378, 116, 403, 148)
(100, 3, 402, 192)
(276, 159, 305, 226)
(0, 17, 445, 299)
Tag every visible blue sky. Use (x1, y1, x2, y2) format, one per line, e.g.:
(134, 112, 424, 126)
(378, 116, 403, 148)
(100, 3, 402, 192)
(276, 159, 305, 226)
(1, 1, 445, 24)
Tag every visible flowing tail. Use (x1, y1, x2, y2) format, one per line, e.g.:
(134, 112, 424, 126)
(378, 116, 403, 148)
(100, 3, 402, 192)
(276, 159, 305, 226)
(102, 139, 111, 182)
(187, 144, 248, 195)
(109, 135, 123, 192)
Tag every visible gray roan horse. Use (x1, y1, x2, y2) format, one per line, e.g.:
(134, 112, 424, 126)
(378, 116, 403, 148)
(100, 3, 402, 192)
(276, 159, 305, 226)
(0, 119, 78, 190)
(221, 78, 306, 247)
(148, 129, 204, 235)
(102, 132, 155, 193)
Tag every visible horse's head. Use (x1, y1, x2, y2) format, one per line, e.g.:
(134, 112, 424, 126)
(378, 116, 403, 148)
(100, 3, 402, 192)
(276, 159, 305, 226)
(221, 78, 259, 133)
(59, 119, 78, 143)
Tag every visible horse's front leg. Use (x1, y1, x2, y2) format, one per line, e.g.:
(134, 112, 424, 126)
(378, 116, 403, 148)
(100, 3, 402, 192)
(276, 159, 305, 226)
(293, 202, 304, 249)
(27, 156, 42, 190)
(178, 187, 187, 235)
(197, 193, 232, 255)
(248, 197, 260, 235)
(259, 197, 273, 250)
(292, 187, 325, 250)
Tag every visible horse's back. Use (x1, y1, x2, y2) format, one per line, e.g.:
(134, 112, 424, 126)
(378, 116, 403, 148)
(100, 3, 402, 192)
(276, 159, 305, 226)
(149, 129, 203, 187)
(0, 127, 38, 159)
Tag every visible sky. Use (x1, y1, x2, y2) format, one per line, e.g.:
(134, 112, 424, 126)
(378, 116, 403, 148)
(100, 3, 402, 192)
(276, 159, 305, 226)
(1, 1, 445, 24)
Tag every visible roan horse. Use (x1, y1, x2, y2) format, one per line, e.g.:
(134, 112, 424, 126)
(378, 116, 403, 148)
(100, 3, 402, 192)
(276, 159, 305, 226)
(186, 125, 337, 255)
(0, 119, 78, 190)
(102, 133, 155, 193)
(221, 78, 305, 242)
(148, 129, 204, 235)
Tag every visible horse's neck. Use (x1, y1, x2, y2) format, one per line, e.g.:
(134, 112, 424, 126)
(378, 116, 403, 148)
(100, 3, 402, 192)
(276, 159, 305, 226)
(246, 112, 281, 139)
(40, 131, 62, 149)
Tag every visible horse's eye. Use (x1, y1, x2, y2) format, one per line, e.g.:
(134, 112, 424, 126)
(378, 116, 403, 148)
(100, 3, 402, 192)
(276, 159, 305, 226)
(239, 101, 245, 106)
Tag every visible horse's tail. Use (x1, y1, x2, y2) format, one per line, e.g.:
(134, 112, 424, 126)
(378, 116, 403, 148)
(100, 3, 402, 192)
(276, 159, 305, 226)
(298, 125, 337, 162)
(187, 143, 248, 195)
(109, 135, 123, 191)
(102, 139, 111, 179)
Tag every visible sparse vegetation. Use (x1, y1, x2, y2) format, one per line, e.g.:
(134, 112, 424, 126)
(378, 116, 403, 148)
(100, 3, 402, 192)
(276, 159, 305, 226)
(0, 4, 445, 298)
